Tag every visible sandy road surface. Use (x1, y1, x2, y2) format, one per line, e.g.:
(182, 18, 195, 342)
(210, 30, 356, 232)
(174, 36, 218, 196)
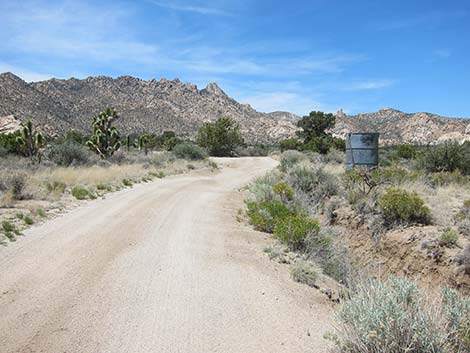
(0, 157, 333, 353)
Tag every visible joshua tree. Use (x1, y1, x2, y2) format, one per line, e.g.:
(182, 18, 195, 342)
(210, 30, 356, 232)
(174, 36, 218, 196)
(124, 135, 133, 152)
(86, 107, 121, 158)
(16, 119, 46, 163)
(134, 134, 150, 155)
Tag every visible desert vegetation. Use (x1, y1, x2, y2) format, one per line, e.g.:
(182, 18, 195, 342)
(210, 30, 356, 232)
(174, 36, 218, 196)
(241, 110, 470, 351)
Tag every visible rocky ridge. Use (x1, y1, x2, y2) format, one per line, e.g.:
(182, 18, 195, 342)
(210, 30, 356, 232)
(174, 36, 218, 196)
(334, 108, 470, 145)
(0, 73, 297, 144)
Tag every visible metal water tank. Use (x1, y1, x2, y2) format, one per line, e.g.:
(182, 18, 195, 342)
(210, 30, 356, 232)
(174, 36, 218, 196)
(346, 133, 379, 170)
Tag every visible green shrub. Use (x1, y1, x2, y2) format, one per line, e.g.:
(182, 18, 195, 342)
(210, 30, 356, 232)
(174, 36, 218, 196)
(246, 200, 292, 233)
(24, 215, 34, 225)
(279, 138, 302, 152)
(429, 170, 469, 186)
(290, 260, 318, 287)
(96, 183, 113, 192)
(36, 208, 46, 218)
(16, 212, 24, 220)
(122, 178, 133, 187)
(196, 117, 244, 157)
(71, 185, 93, 200)
(172, 142, 207, 160)
(334, 277, 446, 353)
(47, 140, 90, 166)
(2, 220, 15, 233)
(274, 214, 319, 251)
(439, 228, 458, 248)
(396, 144, 417, 159)
(379, 188, 431, 226)
(272, 182, 294, 202)
(418, 142, 470, 175)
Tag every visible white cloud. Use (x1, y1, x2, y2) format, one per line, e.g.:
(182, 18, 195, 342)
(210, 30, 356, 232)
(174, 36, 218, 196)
(147, 1, 230, 16)
(348, 79, 395, 90)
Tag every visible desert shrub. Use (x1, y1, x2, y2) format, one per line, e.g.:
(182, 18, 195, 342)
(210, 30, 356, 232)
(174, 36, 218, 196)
(151, 151, 175, 167)
(396, 144, 418, 159)
(334, 277, 446, 353)
(172, 142, 207, 160)
(1, 220, 20, 241)
(122, 178, 133, 187)
(438, 228, 459, 248)
(324, 148, 345, 164)
(379, 188, 431, 226)
(305, 228, 352, 285)
(279, 150, 307, 172)
(45, 180, 66, 194)
(418, 142, 470, 175)
(10, 173, 27, 200)
(71, 185, 94, 200)
(2, 220, 15, 232)
(47, 140, 90, 166)
(287, 163, 338, 197)
(0, 173, 28, 200)
(196, 117, 244, 157)
(16, 212, 23, 220)
(290, 260, 318, 287)
(24, 215, 34, 225)
(248, 171, 282, 203)
(0, 131, 22, 155)
(35, 208, 46, 218)
(279, 138, 302, 152)
(272, 182, 294, 202)
(246, 200, 292, 233)
(274, 214, 319, 251)
(429, 170, 470, 186)
(442, 287, 470, 352)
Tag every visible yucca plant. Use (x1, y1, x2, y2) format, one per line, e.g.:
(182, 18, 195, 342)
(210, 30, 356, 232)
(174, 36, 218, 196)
(86, 107, 121, 159)
(16, 119, 46, 163)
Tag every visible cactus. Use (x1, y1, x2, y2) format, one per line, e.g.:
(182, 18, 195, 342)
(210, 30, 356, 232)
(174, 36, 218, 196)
(16, 119, 46, 163)
(86, 108, 121, 158)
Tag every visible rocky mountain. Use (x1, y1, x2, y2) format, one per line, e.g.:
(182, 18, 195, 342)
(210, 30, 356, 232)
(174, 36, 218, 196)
(334, 108, 470, 145)
(0, 72, 297, 144)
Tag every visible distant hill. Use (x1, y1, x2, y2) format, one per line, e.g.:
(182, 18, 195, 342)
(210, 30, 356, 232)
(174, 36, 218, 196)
(1, 72, 469, 146)
(333, 108, 470, 145)
(0, 72, 297, 144)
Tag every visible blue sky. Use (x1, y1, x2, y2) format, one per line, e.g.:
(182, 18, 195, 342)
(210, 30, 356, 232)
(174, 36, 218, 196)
(0, 0, 469, 117)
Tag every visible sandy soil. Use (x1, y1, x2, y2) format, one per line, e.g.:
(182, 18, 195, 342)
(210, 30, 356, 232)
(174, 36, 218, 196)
(0, 157, 333, 353)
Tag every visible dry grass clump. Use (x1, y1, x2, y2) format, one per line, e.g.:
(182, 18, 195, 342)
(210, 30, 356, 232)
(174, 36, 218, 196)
(290, 260, 318, 287)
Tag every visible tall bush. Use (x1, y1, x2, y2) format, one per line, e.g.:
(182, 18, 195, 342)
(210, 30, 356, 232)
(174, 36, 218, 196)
(196, 117, 244, 156)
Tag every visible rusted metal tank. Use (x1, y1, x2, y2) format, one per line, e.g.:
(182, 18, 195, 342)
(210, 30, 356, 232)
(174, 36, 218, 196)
(346, 133, 379, 169)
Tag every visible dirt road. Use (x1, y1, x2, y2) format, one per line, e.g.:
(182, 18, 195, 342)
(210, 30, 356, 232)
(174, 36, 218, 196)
(0, 157, 333, 353)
